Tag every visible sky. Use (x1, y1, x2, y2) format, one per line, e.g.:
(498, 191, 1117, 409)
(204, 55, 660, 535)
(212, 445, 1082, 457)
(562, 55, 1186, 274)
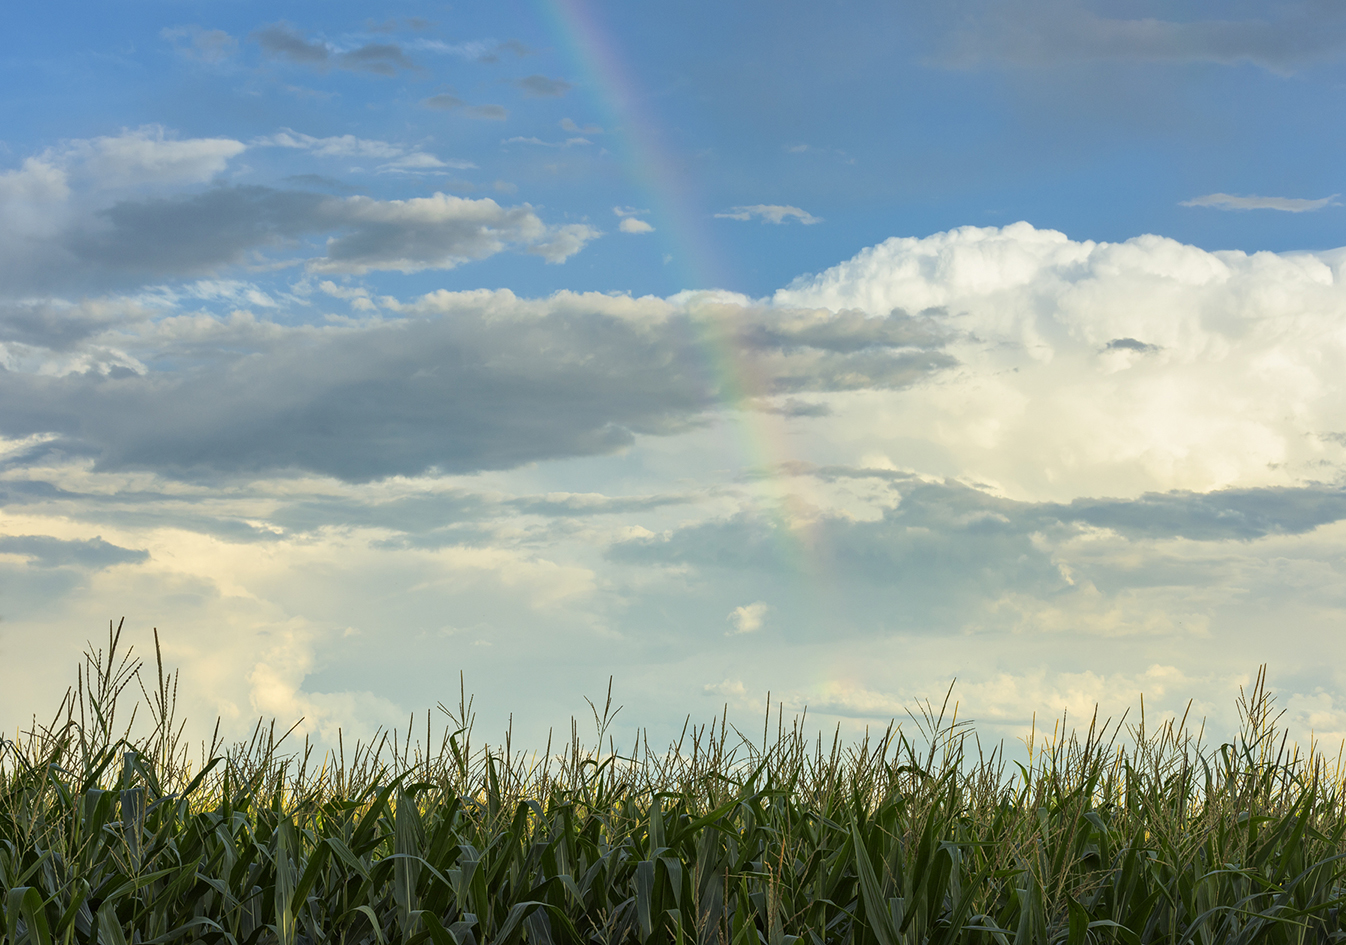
(4, 0, 1346, 754)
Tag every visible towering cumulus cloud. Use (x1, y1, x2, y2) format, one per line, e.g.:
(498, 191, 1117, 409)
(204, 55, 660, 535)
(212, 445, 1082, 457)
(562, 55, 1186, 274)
(776, 222, 1346, 500)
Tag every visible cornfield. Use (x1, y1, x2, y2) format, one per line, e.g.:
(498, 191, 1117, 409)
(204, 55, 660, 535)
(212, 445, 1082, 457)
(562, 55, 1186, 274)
(5, 621, 1346, 944)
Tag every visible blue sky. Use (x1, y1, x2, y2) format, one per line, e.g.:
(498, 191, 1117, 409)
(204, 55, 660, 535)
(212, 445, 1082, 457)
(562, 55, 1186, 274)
(4, 0, 1346, 751)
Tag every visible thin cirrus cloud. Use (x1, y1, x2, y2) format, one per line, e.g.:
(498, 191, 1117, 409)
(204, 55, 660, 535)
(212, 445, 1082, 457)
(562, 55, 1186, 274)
(421, 94, 509, 120)
(716, 204, 822, 225)
(411, 38, 531, 63)
(513, 75, 573, 97)
(503, 136, 591, 148)
(254, 129, 476, 172)
(251, 22, 416, 75)
(160, 26, 238, 64)
(1181, 192, 1341, 212)
(561, 118, 603, 134)
(936, 4, 1346, 74)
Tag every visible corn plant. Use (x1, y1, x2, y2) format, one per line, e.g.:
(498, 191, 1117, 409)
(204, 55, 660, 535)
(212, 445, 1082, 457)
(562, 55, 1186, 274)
(4, 621, 1346, 944)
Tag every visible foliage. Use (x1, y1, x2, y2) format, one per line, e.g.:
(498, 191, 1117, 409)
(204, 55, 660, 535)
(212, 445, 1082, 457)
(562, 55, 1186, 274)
(4, 621, 1346, 944)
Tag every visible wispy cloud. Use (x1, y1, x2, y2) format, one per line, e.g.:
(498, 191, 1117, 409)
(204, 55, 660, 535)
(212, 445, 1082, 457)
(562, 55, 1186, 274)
(253, 129, 474, 174)
(411, 38, 531, 62)
(561, 118, 603, 134)
(938, 6, 1346, 75)
(421, 95, 509, 121)
(716, 204, 822, 225)
(161, 25, 238, 64)
(502, 136, 590, 148)
(1180, 192, 1340, 212)
(513, 75, 573, 98)
(251, 22, 417, 76)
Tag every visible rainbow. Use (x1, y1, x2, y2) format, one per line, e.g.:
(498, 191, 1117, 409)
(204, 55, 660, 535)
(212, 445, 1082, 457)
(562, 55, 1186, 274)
(536, 0, 829, 581)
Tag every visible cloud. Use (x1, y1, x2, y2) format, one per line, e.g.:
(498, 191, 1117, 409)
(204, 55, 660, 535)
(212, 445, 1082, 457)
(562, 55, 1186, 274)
(716, 204, 822, 225)
(0, 534, 148, 569)
(254, 129, 402, 159)
(0, 298, 148, 350)
(0, 147, 591, 287)
(514, 75, 573, 97)
(1104, 337, 1159, 353)
(161, 26, 238, 64)
(468, 105, 509, 121)
(254, 129, 475, 174)
(378, 153, 478, 174)
(528, 224, 603, 264)
(775, 222, 1346, 499)
(619, 218, 654, 234)
(422, 92, 466, 110)
(251, 22, 416, 75)
(310, 194, 594, 273)
(0, 128, 251, 294)
(424, 95, 509, 120)
(611, 470, 1346, 640)
(0, 292, 953, 482)
(727, 601, 769, 634)
(417, 39, 531, 63)
(938, 4, 1346, 73)
(12, 223, 1346, 750)
(67, 186, 329, 278)
(1181, 193, 1340, 212)
(502, 137, 589, 148)
(560, 118, 603, 134)
(60, 126, 246, 190)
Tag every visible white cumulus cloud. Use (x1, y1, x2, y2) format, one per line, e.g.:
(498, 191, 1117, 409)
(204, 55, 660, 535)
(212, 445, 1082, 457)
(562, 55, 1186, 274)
(776, 221, 1346, 501)
(727, 601, 770, 634)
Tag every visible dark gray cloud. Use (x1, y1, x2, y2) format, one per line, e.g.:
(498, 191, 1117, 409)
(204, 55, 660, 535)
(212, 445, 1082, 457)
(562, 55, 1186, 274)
(611, 477, 1346, 585)
(514, 75, 573, 98)
(608, 485, 1066, 631)
(0, 534, 148, 569)
(0, 301, 955, 483)
(939, 3, 1346, 73)
(251, 23, 416, 75)
(282, 174, 359, 193)
(49, 186, 589, 285)
(70, 186, 326, 277)
(468, 105, 509, 121)
(421, 94, 510, 120)
(1104, 337, 1159, 353)
(507, 492, 695, 518)
(0, 300, 137, 350)
(423, 93, 467, 110)
(749, 398, 832, 418)
(1060, 486, 1346, 541)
